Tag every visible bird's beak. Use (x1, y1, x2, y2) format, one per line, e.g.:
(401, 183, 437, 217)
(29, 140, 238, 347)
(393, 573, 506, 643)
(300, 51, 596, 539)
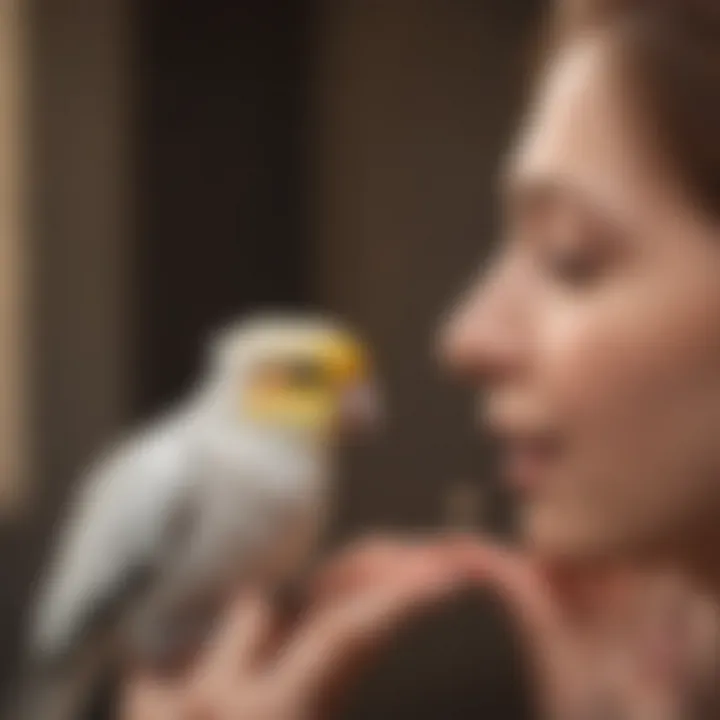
(338, 381, 383, 434)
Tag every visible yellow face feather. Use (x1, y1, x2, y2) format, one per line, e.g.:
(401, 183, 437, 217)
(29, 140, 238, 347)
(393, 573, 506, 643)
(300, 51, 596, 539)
(241, 327, 373, 433)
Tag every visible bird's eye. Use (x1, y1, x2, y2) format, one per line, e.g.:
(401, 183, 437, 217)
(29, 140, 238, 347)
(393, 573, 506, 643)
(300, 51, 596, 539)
(288, 360, 327, 389)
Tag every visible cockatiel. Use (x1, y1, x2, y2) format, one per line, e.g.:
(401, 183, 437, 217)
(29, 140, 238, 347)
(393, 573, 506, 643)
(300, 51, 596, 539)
(13, 314, 380, 720)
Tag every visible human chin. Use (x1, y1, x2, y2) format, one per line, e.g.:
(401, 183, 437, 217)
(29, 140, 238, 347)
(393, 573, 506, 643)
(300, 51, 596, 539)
(514, 463, 651, 565)
(518, 501, 632, 565)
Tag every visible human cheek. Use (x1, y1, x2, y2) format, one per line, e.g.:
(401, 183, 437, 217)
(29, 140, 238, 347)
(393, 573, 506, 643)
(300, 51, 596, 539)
(540, 285, 720, 507)
(535, 298, 647, 426)
(531, 293, 685, 519)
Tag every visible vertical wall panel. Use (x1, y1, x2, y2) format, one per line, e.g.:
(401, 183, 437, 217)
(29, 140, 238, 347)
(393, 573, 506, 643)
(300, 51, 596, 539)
(0, 0, 134, 691)
(0, 0, 28, 515)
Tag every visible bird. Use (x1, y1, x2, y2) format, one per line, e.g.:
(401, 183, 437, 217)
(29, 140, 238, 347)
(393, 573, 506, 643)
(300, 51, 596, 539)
(11, 313, 380, 720)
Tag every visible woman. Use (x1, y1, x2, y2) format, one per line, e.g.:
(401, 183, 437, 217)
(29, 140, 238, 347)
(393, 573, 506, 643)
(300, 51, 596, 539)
(123, 0, 720, 717)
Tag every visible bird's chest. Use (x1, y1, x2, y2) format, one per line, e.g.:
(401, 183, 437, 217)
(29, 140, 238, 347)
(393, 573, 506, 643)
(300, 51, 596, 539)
(182, 439, 327, 580)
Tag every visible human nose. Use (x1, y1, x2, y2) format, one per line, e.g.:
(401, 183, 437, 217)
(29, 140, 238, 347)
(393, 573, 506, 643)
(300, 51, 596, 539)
(439, 259, 529, 382)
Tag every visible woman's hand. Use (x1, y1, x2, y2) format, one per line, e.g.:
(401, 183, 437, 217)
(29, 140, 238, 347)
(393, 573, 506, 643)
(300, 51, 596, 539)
(122, 535, 715, 720)
(120, 539, 462, 720)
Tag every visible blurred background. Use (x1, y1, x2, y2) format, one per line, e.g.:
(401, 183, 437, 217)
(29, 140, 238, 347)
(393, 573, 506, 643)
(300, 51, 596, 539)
(0, 0, 541, 715)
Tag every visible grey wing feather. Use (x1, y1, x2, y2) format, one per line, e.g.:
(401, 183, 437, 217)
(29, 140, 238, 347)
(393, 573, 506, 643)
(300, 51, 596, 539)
(28, 415, 197, 664)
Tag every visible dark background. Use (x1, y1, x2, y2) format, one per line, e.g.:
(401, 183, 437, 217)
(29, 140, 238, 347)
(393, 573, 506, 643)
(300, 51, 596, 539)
(2, 0, 541, 716)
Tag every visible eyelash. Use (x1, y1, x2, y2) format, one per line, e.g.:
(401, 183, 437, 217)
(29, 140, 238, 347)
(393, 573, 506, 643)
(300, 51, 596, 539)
(539, 243, 608, 289)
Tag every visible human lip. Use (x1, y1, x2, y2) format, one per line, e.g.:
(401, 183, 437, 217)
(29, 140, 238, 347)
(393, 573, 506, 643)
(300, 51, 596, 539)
(498, 432, 563, 492)
(484, 407, 564, 491)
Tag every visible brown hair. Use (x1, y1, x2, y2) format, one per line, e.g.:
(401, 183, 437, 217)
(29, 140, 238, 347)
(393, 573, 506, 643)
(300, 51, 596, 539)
(545, 0, 720, 217)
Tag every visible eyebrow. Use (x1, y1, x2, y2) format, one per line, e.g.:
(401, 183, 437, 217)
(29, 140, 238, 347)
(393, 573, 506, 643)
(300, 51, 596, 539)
(499, 170, 624, 233)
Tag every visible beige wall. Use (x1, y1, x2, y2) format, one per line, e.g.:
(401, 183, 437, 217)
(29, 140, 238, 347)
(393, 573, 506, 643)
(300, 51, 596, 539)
(0, 0, 133, 519)
(0, 0, 28, 514)
(0, 0, 135, 686)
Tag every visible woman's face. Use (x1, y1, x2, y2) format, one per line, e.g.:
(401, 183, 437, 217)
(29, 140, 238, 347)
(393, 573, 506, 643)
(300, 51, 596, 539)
(443, 35, 720, 563)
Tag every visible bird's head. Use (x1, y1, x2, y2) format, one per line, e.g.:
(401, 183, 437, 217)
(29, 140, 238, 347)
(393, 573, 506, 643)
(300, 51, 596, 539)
(207, 315, 381, 440)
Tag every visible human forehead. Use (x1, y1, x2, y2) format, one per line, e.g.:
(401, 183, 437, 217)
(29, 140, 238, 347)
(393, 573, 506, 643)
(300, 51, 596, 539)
(502, 33, 675, 228)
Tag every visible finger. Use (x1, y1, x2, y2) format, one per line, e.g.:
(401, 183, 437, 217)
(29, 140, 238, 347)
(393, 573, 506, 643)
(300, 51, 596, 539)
(446, 537, 564, 638)
(310, 536, 415, 596)
(447, 536, 636, 637)
(199, 590, 275, 679)
(310, 536, 445, 604)
(276, 563, 460, 711)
